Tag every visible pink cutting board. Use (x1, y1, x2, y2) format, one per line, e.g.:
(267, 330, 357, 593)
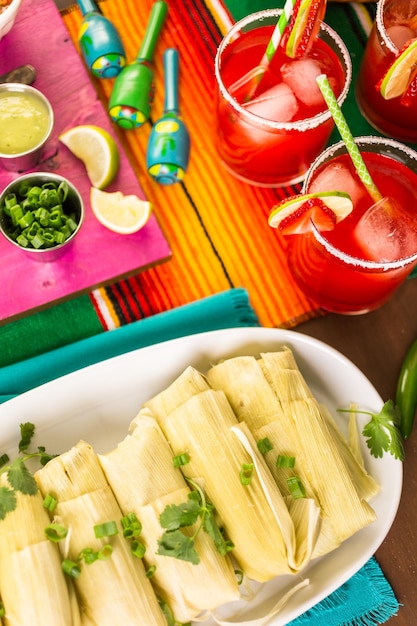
(0, 0, 171, 323)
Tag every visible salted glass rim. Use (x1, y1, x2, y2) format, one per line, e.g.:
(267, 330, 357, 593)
(214, 8, 352, 132)
(375, 0, 413, 54)
(303, 135, 417, 271)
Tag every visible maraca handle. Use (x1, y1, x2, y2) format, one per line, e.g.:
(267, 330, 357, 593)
(137, 1, 168, 62)
(77, 0, 99, 16)
(164, 49, 179, 114)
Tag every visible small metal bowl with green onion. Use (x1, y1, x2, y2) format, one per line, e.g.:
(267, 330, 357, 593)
(0, 172, 84, 261)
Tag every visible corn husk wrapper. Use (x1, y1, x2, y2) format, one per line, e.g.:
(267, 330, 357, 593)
(0, 475, 77, 626)
(207, 350, 378, 558)
(35, 441, 165, 626)
(99, 412, 240, 623)
(146, 373, 320, 582)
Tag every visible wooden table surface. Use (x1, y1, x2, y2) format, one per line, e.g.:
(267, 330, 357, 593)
(298, 277, 417, 624)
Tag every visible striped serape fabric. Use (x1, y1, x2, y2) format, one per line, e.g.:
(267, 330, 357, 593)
(59, 0, 378, 330)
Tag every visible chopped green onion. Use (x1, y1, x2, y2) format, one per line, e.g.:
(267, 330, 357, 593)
(78, 548, 98, 564)
(146, 565, 156, 578)
(62, 558, 81, 579)
(239, 463, 254, 486)
(173, 452, 190, 467)
(287, 476, 306, 499)
(94, 521, 119, 538)
(0, 600, 5, 617)
(257, 437, 273, 455)
(131, 540, 146, 559)
(43, 493, 57, 512)
(234, 569, 244, 585)
(45, 523, 68, 542)
(98, 544, 113, 560)
(121, 512, 142, 539)
(1, 180, 79, 250)
(276, 455, 296, 468)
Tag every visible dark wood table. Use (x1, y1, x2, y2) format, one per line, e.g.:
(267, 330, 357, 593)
(298, 277, 417, 624)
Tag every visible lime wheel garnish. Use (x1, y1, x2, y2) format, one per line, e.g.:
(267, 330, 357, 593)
(284, 0, 327, 59)
(268, 191, 353, 235)
(379, 37, 417, 100)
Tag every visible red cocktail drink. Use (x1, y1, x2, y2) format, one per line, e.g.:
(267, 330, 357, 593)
(214, 10, 351, 187)
(286, 137, 417, 314)
(356, 0, 417, 143)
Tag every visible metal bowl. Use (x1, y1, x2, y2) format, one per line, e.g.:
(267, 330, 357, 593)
(0, 83, 54, 172)
(0, 172, 84, 261)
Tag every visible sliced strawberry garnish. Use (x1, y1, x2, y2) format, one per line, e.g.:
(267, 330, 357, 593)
(284, 0, 327, 59)
(400, 70, 417, 106)
(278, 197, 337, 235)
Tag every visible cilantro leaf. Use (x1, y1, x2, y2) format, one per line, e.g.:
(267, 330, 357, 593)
(340, 400, 404, 461)
(159, 498, 201, 531)
(7, 458, 38, 495)
(18, 422, 36, 453)
(157, 529, 200, 564)
(361, 400, 404, 461)
(203, 505, 234, 556)
(0, 486, 17, 520)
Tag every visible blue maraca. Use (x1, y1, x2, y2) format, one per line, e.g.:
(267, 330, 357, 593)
(77, 0, 126, 79)
(146, 48, 190, 185)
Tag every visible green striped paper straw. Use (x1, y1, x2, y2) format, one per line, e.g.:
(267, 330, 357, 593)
(261, 0, 297, 67)
(232, 0, 296, 98)
(316, 73, 383, 203)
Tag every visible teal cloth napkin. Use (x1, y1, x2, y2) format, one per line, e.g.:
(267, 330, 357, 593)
(0, 288, 259, 403)
(0, 288, 399, 625)
(289, 557, 399, 626)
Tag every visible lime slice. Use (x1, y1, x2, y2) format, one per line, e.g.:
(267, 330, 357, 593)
(90, 188, 152, 235)
(380, 38, 417, 100)
(285, 0, 326, 59)
(59, 125, 120, 190)
(268, 191, 353, 234)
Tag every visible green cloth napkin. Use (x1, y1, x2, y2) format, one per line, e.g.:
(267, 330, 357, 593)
(0, 288, 259, 403)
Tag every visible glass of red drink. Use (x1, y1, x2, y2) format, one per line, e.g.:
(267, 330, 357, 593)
(285, 136, 417, 314)
(214, 9, 352, 188)
(356, 0, 417, 143)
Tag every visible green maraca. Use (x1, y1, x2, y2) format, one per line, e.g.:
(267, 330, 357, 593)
(108, 1, 168, 130)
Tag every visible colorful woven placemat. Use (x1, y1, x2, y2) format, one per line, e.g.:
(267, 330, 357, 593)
(58, 0, 379, 331)
(2, 1, 409, 362)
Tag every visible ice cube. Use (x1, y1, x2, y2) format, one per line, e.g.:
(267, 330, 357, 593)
(309, 161, 366, 206)
(244, 82, 299, 122)
(354, 197, 417, 262)
(387, 25, 415, 50)
(281, 58, 332, 107)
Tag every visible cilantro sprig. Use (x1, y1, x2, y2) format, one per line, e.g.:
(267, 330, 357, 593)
(157, 478, 234, 565)
(339, 400, 404, 461)
(0, 422, 57, 521)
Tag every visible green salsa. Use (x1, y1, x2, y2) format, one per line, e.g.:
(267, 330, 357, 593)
(0, 91, 51, 155)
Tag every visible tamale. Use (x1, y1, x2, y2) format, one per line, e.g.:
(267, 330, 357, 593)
(35, 441, 166, 626)
(0, 475, 77, 626)
(320, 403, 380, 502)
(148, 384, 319, 582)
(207, 350, 378, 557)
(99, 411, 240, 623)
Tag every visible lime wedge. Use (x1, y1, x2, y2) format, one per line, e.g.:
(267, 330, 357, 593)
(59, 125, 120, 190)
(268, 191, 353, 234)
(285, 0, 326, 59)
(380, 38, 417, 100)
(90, 188, 152, 235)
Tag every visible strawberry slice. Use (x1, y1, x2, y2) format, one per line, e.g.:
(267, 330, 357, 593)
(284, 0, 327, 59)
(278, 197, 336, 234)
(268, 190, 353, 235)
(400, 70, 417, 106)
